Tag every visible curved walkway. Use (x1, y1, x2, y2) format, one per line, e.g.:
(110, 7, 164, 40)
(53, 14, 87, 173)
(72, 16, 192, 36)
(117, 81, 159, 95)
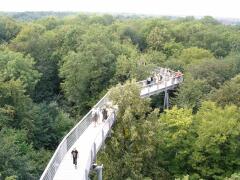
(40, 67, 183, 180)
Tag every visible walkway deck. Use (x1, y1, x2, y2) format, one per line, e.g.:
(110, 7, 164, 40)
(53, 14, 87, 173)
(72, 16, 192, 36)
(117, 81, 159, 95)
(54, 113, 115, 180)
(40, 67, 183, 180)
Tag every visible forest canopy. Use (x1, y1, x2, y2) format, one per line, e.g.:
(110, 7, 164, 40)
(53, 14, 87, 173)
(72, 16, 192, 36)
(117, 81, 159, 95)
(0, 13, 240, 179)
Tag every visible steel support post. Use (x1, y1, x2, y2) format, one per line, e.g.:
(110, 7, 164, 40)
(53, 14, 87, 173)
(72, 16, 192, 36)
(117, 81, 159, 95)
(92, 164, 103, 180)
(164, 90, 169, 109)
(163, 76, 169, 109)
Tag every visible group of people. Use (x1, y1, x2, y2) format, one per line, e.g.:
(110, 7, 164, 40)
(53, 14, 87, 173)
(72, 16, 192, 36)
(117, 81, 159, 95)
(146, 69, 183, 85)
(70, 106, 114, 168)
(92, 106, 109, 127)
(146, 72, 163, 85)
(70, 107, 110, 168)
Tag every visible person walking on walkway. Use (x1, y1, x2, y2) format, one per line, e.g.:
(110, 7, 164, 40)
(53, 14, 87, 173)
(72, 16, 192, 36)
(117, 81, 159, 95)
(92, 108, 98, 127)
(102, 108, 108, 121)
(71, 148, 79, 169)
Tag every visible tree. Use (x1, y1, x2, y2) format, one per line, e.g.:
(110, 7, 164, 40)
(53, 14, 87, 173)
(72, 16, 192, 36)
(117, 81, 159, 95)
(29, 102, 74, 149)
(173, 74, 211, 111)
(190, 102, 240, 179)
(209, 75, 240, 107)
(98, 81, 170, 179)
(187, 58, 236, 89)
(0, 80, 33, 130)
(0, 50, 41, 94)
(178, 47, 213, 65)
(30, 29, 63, 102)
(164, 47, 213, 72)
(147, 27, 172, 51)
(225, 172, 240, 180)
(60, 43, 115, 112)
(114, 46, 155, 83)
(163, 40, 183, 57)
(0, 16, 21, 43)
(10, 24, 45, 55)
(156, 107, 193, 176)
(9, 24, 64, 102)
(0, 128, 51, 180)
(119, 23, 147, 51)
(60, 25, 120, 113)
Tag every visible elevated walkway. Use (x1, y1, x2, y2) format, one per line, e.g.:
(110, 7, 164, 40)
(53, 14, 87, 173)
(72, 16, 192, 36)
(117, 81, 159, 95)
(40, 67, 183, 180)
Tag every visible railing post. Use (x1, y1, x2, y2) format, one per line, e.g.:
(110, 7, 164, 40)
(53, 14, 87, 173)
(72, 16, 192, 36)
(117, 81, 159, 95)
(97, 164, 103, 180)
(91, 149, 93, 164)
(93, 142, 96, 162)
(92, 164, 103, 180)
(102, 129, 105, 149)
(85, 169, 88, 180)
(108, 120, 112, 137)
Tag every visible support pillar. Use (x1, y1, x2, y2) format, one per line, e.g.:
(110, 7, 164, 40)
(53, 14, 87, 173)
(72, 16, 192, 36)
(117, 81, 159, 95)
(163, 76, 169, 109)
(92, 164, 103, 180)
(164, 90, 169, 109)
(102, 129, 105, 150)
(93, 143, 96, 162)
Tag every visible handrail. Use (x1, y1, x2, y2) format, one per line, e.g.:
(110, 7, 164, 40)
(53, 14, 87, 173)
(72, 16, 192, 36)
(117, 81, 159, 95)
(40, 67, 183, 180)
(40, 92, 110, 180)
(84, 112, 116, 179)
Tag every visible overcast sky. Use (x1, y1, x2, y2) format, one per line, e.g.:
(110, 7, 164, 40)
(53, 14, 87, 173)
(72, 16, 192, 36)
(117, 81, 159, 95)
(1, 0, 240, 18)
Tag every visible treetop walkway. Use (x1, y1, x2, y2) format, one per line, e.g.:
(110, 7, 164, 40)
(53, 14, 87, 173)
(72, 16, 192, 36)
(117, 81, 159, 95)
(40, 67, 183, 180)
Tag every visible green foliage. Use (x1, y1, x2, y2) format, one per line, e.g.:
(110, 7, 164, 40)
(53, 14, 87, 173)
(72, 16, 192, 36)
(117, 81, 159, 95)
(29, 102, 74, 149)
(190, 102, 240, 179)
(156, 107, 193, 176)
(178, 47, 213, 64)
(0, 50, 41, 94)
(147, 27, 173, 51)
(114, 46, 156, 82)
(187, 59, 236, 89)
(98, 81, 171, 179)
(0, 13, 240, 179)
(165, 47, 214, 71)
(225, 172, 240, 180)
(0, 128, 51, 180)
(0, 16, 21, 43)
(60, 25, 121, 112)
(0, 80, 32, 129)
(10, 23, 45, 54)
(119, 23, 147, 51)
(209, 75, 240, 107)
(5, 175, 17, 180)
(173, 75, 211, 111)
(10, 25, 63, 101)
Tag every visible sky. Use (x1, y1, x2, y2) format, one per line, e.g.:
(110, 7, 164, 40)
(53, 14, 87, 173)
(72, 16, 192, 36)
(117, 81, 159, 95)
(1, 0, 240, 19)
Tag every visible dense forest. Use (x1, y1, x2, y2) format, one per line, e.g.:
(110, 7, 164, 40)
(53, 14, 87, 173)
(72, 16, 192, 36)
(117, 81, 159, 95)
(0, 13, 240, 180)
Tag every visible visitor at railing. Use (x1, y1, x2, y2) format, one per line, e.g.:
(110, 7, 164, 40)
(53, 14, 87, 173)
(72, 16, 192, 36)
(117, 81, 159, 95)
(153, 72, 163, 83)
(175, 70, 183, 78)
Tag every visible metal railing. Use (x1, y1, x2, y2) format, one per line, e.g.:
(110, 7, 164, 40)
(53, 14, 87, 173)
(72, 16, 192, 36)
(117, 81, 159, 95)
(40, 67, 183, 180)
(84, 112, 116, 179)
(40, 92, 110, 180)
